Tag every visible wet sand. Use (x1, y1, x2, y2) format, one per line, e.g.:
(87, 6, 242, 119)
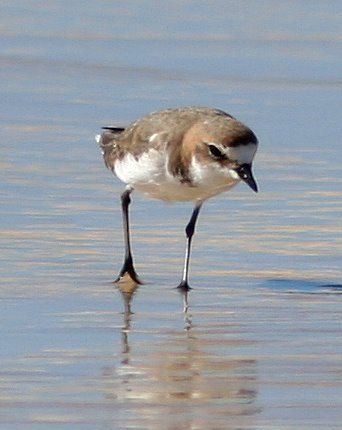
(1, 1, 341, 429)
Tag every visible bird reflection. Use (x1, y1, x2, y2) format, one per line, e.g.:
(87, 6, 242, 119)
(177, 283, 190, 313)
(116, 275, 193, 362)
(102, 281, 259, 428)
(177, 285, 193, 330)
(116, 273, 139, 359)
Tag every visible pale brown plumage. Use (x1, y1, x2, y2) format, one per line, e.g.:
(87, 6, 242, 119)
(99, 107, 257, 184)
(97, 106, 258, 294)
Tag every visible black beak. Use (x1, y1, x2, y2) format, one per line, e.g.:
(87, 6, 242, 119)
(236, 163, 258, 193)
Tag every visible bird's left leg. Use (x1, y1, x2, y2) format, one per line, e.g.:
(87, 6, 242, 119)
(177, 202, 203, 292)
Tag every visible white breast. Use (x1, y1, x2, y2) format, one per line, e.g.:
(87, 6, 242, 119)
(114, 149, 165, 187)
(114, 149, 240, 202)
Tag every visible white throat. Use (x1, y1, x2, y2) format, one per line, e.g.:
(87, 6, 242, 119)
(189, 156, 240, 198)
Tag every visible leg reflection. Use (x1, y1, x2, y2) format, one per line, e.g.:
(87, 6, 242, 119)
(116, 273, 139, 359)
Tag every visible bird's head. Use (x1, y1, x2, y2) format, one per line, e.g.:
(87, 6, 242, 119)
(185, 117, 259, 192)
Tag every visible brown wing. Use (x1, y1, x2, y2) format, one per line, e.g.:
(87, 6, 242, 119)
(97, 107, 236, 173)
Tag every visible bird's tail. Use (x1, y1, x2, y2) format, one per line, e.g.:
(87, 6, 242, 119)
(95, 127, 125, 149)
(95, 127, 126, 171)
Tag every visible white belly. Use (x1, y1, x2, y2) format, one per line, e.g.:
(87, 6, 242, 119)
(114, 149, 240, 202)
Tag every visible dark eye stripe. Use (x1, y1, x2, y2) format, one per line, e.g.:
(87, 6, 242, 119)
(208, 144, 227, 160)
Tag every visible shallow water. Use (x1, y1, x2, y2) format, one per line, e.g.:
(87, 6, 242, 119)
(1, 1, 342, 429)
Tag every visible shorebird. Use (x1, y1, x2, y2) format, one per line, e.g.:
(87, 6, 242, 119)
(97, 106, 258, 290)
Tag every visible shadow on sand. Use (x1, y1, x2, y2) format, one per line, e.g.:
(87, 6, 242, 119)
(260, 278, 342, 294)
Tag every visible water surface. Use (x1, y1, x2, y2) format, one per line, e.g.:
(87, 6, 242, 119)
(0, 1, 341, 429)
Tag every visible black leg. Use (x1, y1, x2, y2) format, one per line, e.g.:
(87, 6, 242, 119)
(177, 202, 202, 292)
(115, 188, 141, 284)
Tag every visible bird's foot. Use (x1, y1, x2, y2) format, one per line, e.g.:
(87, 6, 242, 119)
(114, 270, 142, 285)
(176, 280, 192, 313)
(176, 280, 192, 291)
(115, 272, 142, 286)
(114, 262, 142, 285)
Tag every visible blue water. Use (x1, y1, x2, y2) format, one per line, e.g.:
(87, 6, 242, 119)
(0, 1, 341, 429)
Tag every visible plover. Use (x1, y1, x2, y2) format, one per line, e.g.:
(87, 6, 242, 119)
(97, 106, 258, 290)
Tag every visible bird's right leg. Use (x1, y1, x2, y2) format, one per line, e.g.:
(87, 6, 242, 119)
(115, 187, 141, 284)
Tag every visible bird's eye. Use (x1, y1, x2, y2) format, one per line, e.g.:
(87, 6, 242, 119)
(208, 144, 226, 159)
